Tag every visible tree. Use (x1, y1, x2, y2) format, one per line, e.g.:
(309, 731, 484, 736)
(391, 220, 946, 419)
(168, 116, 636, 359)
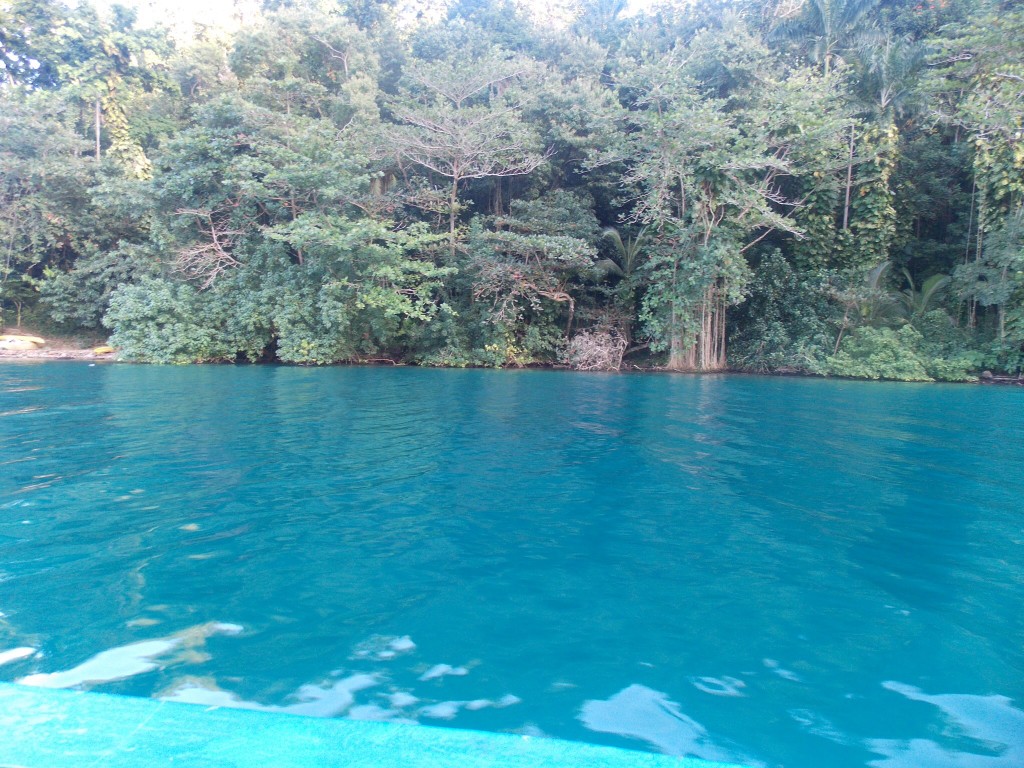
(573, 0, 629, 50)
(102, 8, 456, 363)
(0, 0, 65, 88)
(933, 2, 1024, 361)
(0, 92, 95, 327)
(619, 17, 846, 370)
(771, 0, 882, 78)
(597, 225, 648, 344)
(2, 0, 1014, 378)
(467, 189, 598, 354)
(899, 268, 949, 321)
(387, 44, 548, 260)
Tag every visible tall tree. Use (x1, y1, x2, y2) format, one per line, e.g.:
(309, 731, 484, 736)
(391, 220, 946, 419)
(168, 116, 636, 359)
(620, 17, 845, 370)
(937, 2, 1024, 359)
(772, 0, 882, 78)
(387, 44, 548, 260)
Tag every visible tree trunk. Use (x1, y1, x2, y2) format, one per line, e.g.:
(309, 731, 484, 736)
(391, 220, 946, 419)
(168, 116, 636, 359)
(842, 124, 854, 230)
(970, 219, 984, 329)
(667, 283, 728, 372)
(492, 178, 504, 216)
(999, 265, 1008, 340)
(95, 99, 102, 161)
(666, 251, 690, 370)
(667, 316, 689, 370)
(449, 175, 459, 262)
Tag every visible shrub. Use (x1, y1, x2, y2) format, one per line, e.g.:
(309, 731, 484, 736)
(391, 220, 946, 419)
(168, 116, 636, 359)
(826, 326, 932, 381)
(913, 310, 982, 381)
(729, 251, 836, 372)
(105, 279, 234, 364)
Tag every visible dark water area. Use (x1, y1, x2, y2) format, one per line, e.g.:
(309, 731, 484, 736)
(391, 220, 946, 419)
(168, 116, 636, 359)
(1, 363, 1022, 767)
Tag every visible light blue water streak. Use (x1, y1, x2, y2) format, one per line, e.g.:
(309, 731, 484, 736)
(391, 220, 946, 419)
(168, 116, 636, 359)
(1, 363, 1022, 767)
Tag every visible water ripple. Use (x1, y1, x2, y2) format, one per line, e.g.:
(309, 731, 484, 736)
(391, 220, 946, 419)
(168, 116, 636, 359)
(2, 366, 1022, 768)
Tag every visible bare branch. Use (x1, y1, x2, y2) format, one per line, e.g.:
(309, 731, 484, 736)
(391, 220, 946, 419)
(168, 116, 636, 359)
(174, 207, 245, 289)
(312, 36, 350, 77)
(993, 71, 1024, 84)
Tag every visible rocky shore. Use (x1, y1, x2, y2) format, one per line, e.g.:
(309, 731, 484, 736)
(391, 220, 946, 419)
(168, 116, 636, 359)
(0, 330, 113, 361)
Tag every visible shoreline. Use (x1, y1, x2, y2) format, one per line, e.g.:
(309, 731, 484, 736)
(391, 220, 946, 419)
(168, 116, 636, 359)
(2, 347, 1021, 385)
(0, 348, 113, 361)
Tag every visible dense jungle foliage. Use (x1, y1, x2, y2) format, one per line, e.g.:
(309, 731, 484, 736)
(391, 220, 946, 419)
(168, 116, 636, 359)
(2, 0, 1022, 379)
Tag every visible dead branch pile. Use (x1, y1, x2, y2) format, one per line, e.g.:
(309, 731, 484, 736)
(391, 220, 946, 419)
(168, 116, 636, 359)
(563, 329, 628, 371)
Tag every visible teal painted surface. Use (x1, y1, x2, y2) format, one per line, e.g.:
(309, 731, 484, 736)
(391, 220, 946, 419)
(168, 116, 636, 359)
(1, 364, 1023, 768)
(0, 683, 735, 768)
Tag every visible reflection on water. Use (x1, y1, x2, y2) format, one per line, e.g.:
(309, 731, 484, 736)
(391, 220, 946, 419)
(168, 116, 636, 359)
(2, 365, 1023, 768)
(788, 708, 855, 746)
(160, 630, 521, 724)
(351, 634, 417, 661)
(763, 658, 802, 683)
(417, 694, 522, 720)
(867, 682, 1024, 767)
(17, 622, 242, 688)
(419, 663, 469, 681)
(579, 684, 762, 766)
(0, 647, 35, 666)
(690, 675, 746, 697)
(17, 624, 524, 726)
(163, 671, 381, 718)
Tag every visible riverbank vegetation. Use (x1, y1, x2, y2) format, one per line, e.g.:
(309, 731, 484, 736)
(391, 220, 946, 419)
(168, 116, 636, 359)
(1, 0, 1021, 379)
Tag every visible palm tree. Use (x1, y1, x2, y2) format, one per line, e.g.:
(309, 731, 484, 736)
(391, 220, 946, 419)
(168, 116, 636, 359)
(598, 226, 647, 280)
(772, 0, 882, 78)
(832, 259, 902, 353)
(899, 269, 950, 321)
(857, 33, 929, 118)
(838, 33, 927, 232)
(774, 0, 887, 232)
(597, 226, 649, 345)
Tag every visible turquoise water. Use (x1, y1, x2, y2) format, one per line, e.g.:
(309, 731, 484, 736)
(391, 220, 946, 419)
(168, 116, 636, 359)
(1, 363, 1022, 767)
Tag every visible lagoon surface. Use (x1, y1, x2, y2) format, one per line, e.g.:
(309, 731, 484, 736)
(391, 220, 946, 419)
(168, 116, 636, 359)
(1, 364, 1022, 767)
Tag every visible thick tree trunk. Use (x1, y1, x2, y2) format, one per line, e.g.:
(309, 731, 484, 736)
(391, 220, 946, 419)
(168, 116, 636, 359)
(667, 305, 688, 370)
(666, 284, 728, 372)
(492, 178, 504, 216)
